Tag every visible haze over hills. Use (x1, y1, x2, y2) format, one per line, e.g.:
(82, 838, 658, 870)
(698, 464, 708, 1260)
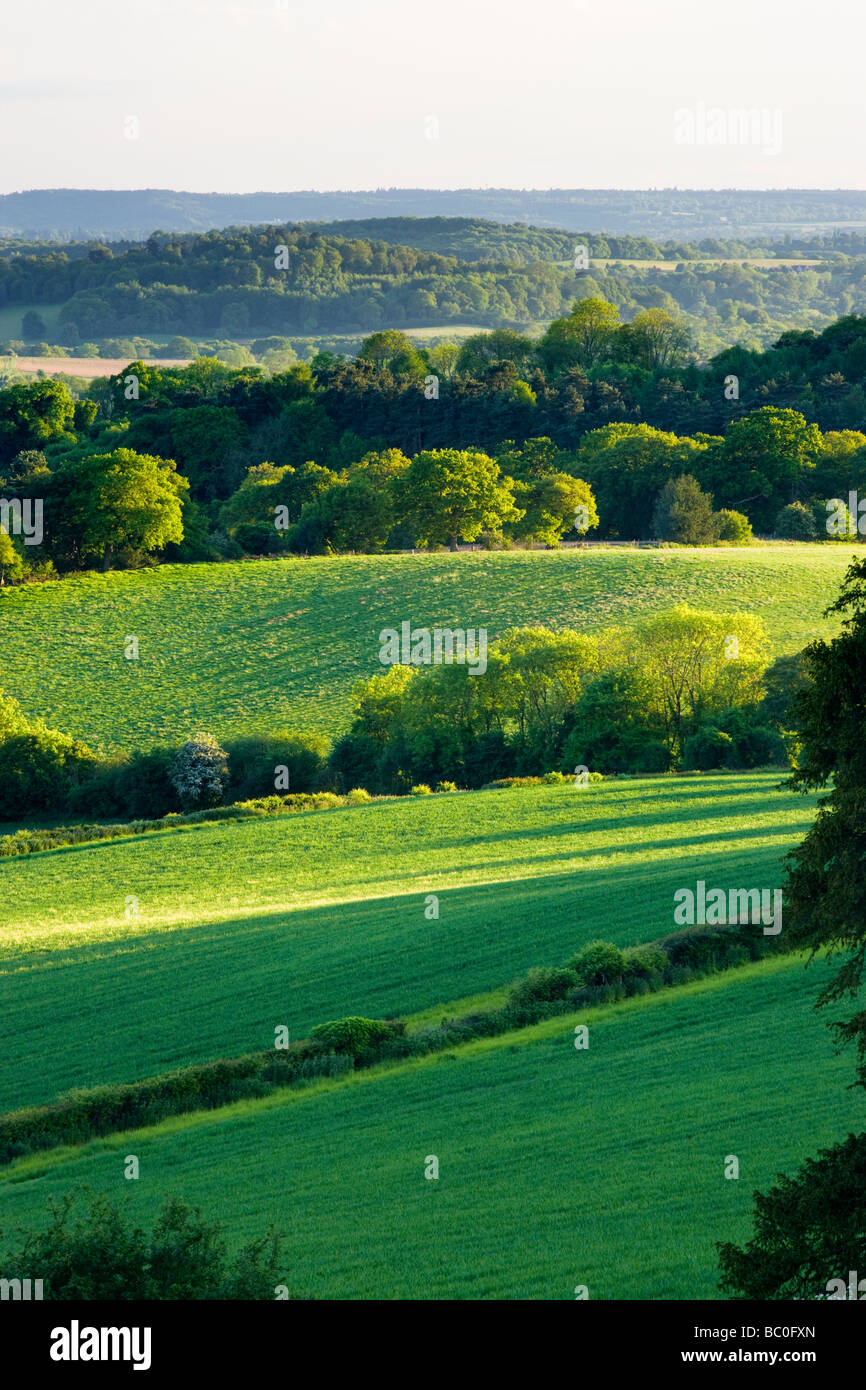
(4, 187, 866, 242)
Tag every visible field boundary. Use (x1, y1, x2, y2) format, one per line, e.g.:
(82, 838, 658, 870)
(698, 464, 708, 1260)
(0, 916, 801, 1168)
(0, 952, 813, 1186)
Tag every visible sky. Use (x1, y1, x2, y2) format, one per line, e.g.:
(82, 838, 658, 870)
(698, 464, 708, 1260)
(1, 0, 864, 193)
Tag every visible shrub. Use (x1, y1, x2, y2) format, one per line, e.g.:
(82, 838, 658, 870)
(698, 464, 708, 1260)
(224, 731, 327, 800)
(237, 791, 343, 813)
(508, 966, 579, 1009)
(734, 723, 787, 768)
(623, 944, 669, 983)
(482, 775, 542, 790)
(411, 782, 432, 795)
(541, 770, 569, 784)
(666, 963, 698, 986)
(651, 474, 718, 545)
(68, 746, 180, 819)
(568, 940, 627, 986)
(682, 725, 735, 771)
(169, 733, 229, 810)
(715, 508, 753, 545)
(775, 501, 818, 540)
(435, 780, 458, 793)
(665, 925, 740, 970)
(0, 727, 99, 816)
(2, 1190, 285, 1299)
(292, 1053, 353, 1084)
(345, 786, 372, 804)
(307, 1016, 402, 1058)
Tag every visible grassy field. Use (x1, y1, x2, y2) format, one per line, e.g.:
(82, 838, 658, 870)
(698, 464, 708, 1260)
(0, 302, 64, 341)
(554, 258, 825, 271)
(6, 356, 190, 378)
(592, 257, 825, 269)
(0, 772, 815, 1111)
(0, 955, 857, 1300)
(0, 543, 852, 1301)
(0, 546, 851, 752)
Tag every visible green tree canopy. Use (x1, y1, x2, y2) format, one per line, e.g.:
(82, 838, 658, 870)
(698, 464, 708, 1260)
(578, 423, 712, 539)
(707, 407, 822, 531)
(397, 447, 523, 549)
(47, 447, 187, 569)
(624, 605, 768, 756)
(538, 297, 621, 375)
(455, 329, 535, 376)
(651, 473, 718, 545)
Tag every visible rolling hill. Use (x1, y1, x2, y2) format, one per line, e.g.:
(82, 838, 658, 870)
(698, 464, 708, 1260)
(4, 188, 866, 241)
(0, 772, 815, 1112)
(0, 546, 851, 754)
(0, 954, 856, 1300)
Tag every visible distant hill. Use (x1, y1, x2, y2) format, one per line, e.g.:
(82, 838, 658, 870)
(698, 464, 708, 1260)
(4, 187, 866, 241)
(4, 219, 866, 354)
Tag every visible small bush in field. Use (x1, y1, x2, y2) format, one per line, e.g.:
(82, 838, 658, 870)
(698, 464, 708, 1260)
(411, 783, 432, 796)
(308, 1016, 401, 1058)
(345, 786, 372, 804)
(623, 944, 669, 982)
(568, 940, 627, 987)
(482, 775, 542, 789)
(715, 508, 753, 545)
(435, 780, 458, 793)
(508, 966, 579, 1009)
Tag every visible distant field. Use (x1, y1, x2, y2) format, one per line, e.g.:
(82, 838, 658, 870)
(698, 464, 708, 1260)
(0, 772, 815, 1111)
(7, 355, 191, 377)
(0, 547, 851, 752)
(0, 955, 856, 1299)
(402, 324, 484, 338)
(592, 257, 824, 270)
(0, 301, 63, 340)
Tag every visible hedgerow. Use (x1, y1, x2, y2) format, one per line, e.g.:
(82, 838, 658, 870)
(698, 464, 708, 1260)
(0, 918, 790, 1166)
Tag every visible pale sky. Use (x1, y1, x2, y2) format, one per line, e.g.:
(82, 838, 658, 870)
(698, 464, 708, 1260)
(1, 0, 864, 193)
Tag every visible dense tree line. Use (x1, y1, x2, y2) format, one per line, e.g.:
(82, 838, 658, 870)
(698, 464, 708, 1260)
(2, 309, 866, 572)
(0, 606, 803, 822)
(329, 608, 792, 794)
(4, 221, 866, 355)
(304, 218, 866, 266)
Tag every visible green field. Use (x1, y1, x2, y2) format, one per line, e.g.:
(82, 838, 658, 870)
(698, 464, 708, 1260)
(0, 302, 63, 341)
(0, 546, 851, 753)
(590, 257, 825, 270)
(0, 544, 854, 1301)
(0, 773, 815, 1112)
(0, 955, 857, 1300)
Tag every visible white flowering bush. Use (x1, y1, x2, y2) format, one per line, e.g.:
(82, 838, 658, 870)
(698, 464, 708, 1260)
(170, 732, 229, 809)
